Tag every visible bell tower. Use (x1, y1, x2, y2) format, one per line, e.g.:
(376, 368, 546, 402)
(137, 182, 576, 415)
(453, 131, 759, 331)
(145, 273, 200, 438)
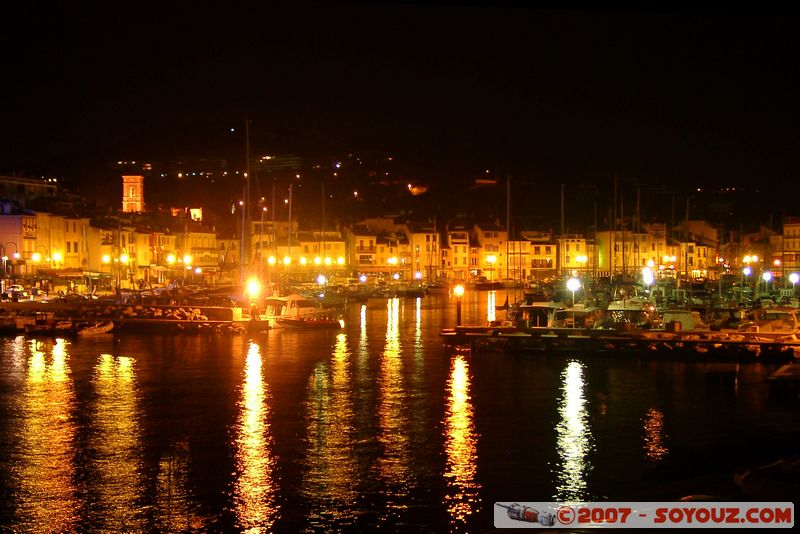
(122, 175, 144, 213)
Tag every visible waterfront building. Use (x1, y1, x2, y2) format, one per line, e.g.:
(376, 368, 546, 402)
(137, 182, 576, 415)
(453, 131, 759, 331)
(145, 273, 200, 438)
(473, 223, 507, 282)
(444, 226, 470, 281)
(174, 222, 219, 285)
(0, 206, 33, 278)
(520, 230, 558, 281)
(506, 238, 530, 282)
(347, 224, 378, 276)
(63, 217, 91, 270)
(556, 234, 595, 277)
(406, 222, 440, 280)
(216, 236, 240, 283)
(780, 217, 800, 275)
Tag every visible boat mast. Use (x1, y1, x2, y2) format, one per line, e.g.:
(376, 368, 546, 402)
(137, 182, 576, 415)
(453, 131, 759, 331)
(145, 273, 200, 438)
(242, 119, 251, 280)
(507, 176, 511, 284)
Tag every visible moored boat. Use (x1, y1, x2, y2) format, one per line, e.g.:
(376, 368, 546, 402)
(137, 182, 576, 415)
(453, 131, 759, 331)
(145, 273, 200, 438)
(76, 320, 114, 336)
(23, 312, 74, 336)
(275, 314, 343, 329)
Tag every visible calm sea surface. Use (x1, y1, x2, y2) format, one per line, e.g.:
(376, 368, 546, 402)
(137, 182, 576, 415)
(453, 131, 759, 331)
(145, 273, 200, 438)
(1, 291, 798, 531)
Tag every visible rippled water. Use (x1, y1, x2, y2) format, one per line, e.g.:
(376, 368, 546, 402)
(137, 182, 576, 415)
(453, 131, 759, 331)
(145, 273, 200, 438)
(1, 292, 798, 531)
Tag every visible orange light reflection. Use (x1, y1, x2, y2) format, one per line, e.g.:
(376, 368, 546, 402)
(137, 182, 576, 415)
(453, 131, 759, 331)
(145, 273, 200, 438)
(443, 354, 481, 528)
(233, 342, 279, 530)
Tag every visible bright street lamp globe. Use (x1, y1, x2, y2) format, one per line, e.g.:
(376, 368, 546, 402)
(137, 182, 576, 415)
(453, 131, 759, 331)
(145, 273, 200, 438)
(642, 267, 654, 286)
(762, 272, 772, 283)
(742, 267, 752, 276)
(790, 273, 800, 285)
(566, 277, 581, 292)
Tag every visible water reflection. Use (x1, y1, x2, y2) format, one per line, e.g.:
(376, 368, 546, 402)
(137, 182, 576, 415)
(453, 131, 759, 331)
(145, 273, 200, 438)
(13, 339, 78, 531)
(486, 292, 496, 324)
(155, 439, 196, 531)
(302, 333, 358, 525)
(232, 341, 279, 530)
(554, 360, 593, 502)
(643, 408, 669, 461)
(377, 297, 412, 511)
(443, 354, 481, 529)
(415, 297, 422, 344)
(90, 353, 146, 530)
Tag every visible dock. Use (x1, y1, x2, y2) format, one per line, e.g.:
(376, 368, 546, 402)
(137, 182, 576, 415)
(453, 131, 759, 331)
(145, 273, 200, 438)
(1, 301, 269, 335)
(440, 326, 800, 361)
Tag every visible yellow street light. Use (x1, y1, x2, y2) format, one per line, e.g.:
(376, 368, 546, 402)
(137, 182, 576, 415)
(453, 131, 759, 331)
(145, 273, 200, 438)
(183, 254, 192, 265)
(245, 277, 262, 299)
(102, 254, 111, 264)
(31, 252, 41, 263)
(453, 283, 465, 326)
(267, 255, 276, 265)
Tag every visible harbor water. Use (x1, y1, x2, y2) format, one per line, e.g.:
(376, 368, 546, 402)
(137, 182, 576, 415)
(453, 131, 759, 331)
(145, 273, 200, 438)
(1, 291, 798, 531)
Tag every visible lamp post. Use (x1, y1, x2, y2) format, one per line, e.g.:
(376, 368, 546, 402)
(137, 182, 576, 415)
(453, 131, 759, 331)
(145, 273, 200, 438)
(642, 267, 654, 292)
(762, 271, 772, 296)
(454, 283, 465, 326)
(566, 277, 581, 306)
(1, 241, 18, 279)
(486, 255, 497, 282)
(741, 266, 751, 302)
(166, 254, 176, 283)
(183, 254, 192, 283)
(566, 277, 581, 328)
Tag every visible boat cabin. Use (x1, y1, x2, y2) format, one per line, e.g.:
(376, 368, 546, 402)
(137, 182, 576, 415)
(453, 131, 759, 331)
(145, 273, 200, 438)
(511, 301, 565, 328)
(553, 305, 603, 328)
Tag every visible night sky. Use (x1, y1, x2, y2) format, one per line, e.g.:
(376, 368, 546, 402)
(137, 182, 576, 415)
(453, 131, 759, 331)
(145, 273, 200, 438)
(2, 2, 799, 223)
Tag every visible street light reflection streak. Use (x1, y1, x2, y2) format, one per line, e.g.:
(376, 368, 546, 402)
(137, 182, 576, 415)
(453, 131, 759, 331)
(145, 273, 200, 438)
(13, 339, 78, 531)
(301, 333, 358, 523)
(486, 291, 496, 323)
(554, 360, 594, 502)
(377, 297, 412, 514)
(233, 342, 279, 531)
(443, 354, 481, 528)
(643, 408, 669, 461)
(91, 354, 146, 531)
